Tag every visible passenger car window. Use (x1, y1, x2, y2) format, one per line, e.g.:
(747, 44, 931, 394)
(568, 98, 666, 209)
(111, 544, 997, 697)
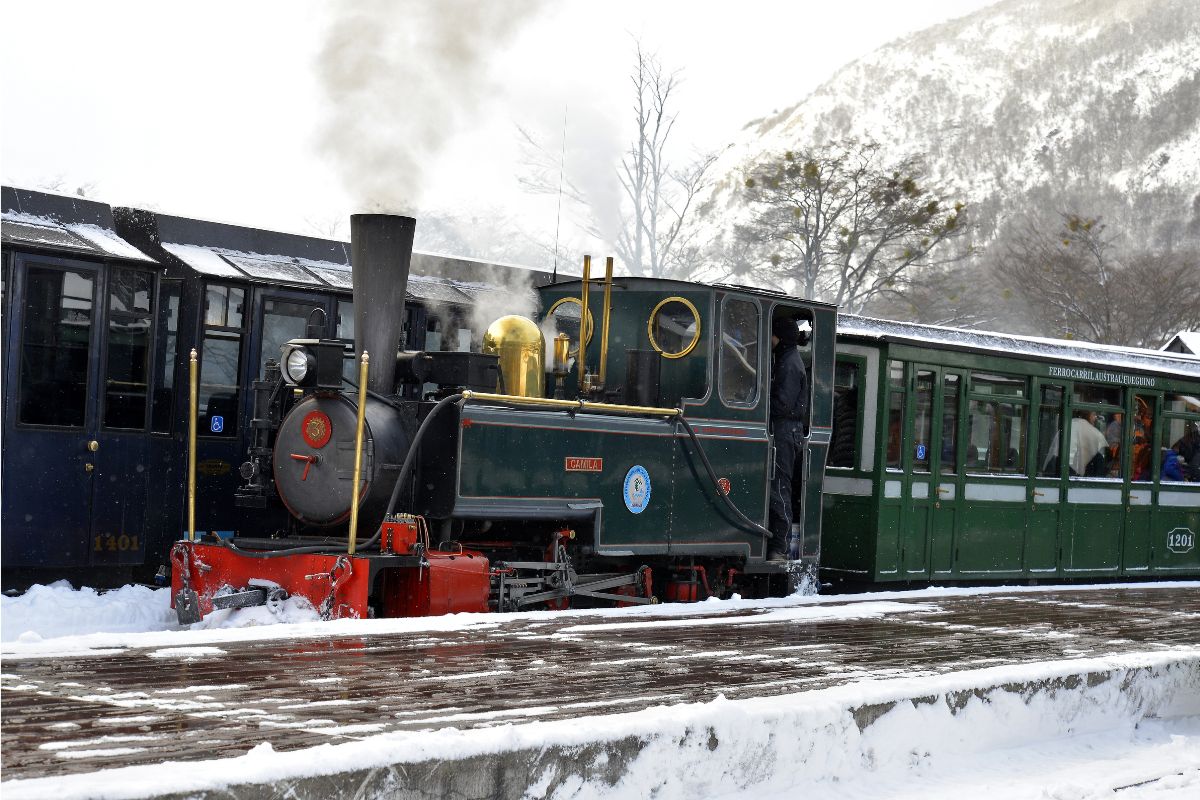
(199, 282, 244, 437)
(260, 298, 323, 377)
(912, 370, 934, 474)
(103, 268, 154, 430)
(1130, 395, 1154, 482)
(886, 360, 904, 470)
(941, 374, 960, 474)
(718, 298, 759, 406)
(151, 282, 181, 433)
(967, 400, 1027, 474)
(18, 266, 94, 427)
(1036, 385, 1064, 477)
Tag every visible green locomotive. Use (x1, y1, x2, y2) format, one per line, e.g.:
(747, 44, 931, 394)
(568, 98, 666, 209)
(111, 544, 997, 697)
(171, 214, 836, 622)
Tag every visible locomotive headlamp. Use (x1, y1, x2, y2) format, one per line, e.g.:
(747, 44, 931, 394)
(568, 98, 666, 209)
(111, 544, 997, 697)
(284, 346, 313, 385)
(281, 339, 345, 390)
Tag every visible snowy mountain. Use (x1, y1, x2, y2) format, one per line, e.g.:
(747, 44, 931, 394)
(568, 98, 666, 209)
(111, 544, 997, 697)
(697, 0, 1200, 269)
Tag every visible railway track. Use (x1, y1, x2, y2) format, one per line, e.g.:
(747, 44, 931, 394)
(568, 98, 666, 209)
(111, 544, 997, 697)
(3, 586, 1198, 782)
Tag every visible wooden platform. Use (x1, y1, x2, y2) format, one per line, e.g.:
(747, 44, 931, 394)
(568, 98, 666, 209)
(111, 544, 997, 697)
(3, 586, 1198, 784)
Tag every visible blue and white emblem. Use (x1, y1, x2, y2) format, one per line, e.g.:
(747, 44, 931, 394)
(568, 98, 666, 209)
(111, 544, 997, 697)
(623, 465, 651, 514)
(210, 415, 225, 434)
(916, 443, 927, 461)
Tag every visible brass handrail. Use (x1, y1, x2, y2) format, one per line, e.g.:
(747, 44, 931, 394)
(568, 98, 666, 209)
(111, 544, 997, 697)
(187, 348, 198, 542)
(461, 390, 679, 418)
(348, 351, 369, 555)
(599, 256, 613, 388)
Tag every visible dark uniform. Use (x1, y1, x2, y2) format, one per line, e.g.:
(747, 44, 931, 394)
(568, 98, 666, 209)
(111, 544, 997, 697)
(768, 317, 808, 559)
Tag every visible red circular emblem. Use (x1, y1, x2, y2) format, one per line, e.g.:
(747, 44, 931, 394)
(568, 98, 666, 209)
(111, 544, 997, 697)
(301, 411, 333, 448)
(717, 477, 731, 496)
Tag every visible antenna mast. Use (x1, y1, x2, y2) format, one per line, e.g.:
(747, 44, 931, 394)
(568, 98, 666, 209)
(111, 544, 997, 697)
(552, 106, 567, 283)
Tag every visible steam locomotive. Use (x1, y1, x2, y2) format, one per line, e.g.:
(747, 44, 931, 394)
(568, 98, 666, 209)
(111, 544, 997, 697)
(171, 214, 836, 623)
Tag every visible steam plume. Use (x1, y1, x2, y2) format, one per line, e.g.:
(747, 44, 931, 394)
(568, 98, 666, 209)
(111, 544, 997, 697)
(317, 0, 545, 214)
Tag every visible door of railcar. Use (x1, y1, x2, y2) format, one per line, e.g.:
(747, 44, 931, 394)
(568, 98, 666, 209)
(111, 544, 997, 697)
(1028, 381, 1066, 576)
(3, 255, 160, 574)
(899, 364, 964, 579)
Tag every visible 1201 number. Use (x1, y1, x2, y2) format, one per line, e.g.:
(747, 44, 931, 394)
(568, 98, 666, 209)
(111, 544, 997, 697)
(1166, 529, 1195, 554)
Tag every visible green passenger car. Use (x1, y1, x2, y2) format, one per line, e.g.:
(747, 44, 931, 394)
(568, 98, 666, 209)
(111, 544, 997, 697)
(822, 316, 1200, 584)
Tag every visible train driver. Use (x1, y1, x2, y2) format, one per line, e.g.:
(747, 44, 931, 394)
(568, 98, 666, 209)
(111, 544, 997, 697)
(768, 315, 809, 561)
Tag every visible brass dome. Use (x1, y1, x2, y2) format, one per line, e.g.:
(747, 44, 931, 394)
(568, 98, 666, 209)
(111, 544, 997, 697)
(482, 315, 546, 398)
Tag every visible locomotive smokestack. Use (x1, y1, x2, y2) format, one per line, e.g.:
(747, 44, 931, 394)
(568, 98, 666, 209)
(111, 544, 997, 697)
(350, 213, 415, 394)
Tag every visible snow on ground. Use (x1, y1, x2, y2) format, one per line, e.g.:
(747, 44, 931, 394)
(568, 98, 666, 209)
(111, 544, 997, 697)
(4, 579, 1199, 654)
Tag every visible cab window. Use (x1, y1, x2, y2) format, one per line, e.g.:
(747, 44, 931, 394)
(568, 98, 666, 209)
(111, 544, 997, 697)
(718, 297, 759, 406)
(829, 359, 861, 469)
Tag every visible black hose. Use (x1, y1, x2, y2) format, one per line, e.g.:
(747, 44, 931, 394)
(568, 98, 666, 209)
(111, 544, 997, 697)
(676, 415, 774, 540)
(211, 393, 463, 559)
(384, 393, 464, 516)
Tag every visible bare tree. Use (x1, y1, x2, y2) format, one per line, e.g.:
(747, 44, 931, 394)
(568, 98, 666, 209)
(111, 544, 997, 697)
(37, 176, 98, 198)
(303, 215, 346, 240)
(615, 44, 719, 278)
(865, 262, 994, 328)
(736, 141, 969, 313)
(518, 42, 718, 279)
(993, 213, 1200, 348)
(1118, 250, 1200, 348)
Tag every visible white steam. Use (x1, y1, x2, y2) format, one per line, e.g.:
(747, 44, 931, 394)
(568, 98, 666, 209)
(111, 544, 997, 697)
(317, 0, 546, 214)
(467, 270, 539, 342)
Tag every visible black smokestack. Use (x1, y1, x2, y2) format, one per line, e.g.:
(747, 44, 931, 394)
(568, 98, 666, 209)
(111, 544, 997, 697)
(350, 213, 415, 394)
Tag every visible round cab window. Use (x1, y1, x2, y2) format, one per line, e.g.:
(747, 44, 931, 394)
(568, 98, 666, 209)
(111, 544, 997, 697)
(545, 297, 594, 357)
(648, 297, 701, 359)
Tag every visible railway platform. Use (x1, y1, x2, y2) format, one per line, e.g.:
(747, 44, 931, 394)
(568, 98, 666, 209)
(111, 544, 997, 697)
(3, 584, 1199, 799)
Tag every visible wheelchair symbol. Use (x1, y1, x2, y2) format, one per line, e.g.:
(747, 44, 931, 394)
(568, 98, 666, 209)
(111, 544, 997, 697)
(210, 415, 224, 433)
(916, 443, 927, 461)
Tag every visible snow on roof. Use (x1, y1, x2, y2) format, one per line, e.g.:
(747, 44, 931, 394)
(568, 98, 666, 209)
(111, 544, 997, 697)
(1163, 331, 1200, 355)
(2, 211, 156, 264)
(160, 241, 354, 289)
(839, 314, 1200, 379)
(159, 241, 515, 306)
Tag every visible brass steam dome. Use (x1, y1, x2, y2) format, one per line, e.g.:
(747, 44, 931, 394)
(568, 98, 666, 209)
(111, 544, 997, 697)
(482, 315, 546, 398)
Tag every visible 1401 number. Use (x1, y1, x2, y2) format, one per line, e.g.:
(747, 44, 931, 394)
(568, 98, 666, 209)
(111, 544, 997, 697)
(93, 534, 140, 552)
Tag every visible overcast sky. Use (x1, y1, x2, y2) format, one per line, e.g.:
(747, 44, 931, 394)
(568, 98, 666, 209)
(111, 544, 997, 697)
(2, 0, 997, 257)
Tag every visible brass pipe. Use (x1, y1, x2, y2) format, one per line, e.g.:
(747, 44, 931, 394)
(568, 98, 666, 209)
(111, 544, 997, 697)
(348, 351, 369, 555)
(461, 389, 679, 417)
(187, 348, 198, 542)
(578, 255, 591, 392)
(599, 256, 614, 388)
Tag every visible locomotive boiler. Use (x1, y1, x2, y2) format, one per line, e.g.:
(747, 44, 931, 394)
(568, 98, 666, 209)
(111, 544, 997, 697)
(171, 213, 837, 624)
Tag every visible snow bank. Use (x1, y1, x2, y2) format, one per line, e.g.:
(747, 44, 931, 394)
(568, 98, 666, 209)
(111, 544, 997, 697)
(0, 582, 320, 645)
(4, 650, 1197, 800)
(0, 582, 176, 643)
